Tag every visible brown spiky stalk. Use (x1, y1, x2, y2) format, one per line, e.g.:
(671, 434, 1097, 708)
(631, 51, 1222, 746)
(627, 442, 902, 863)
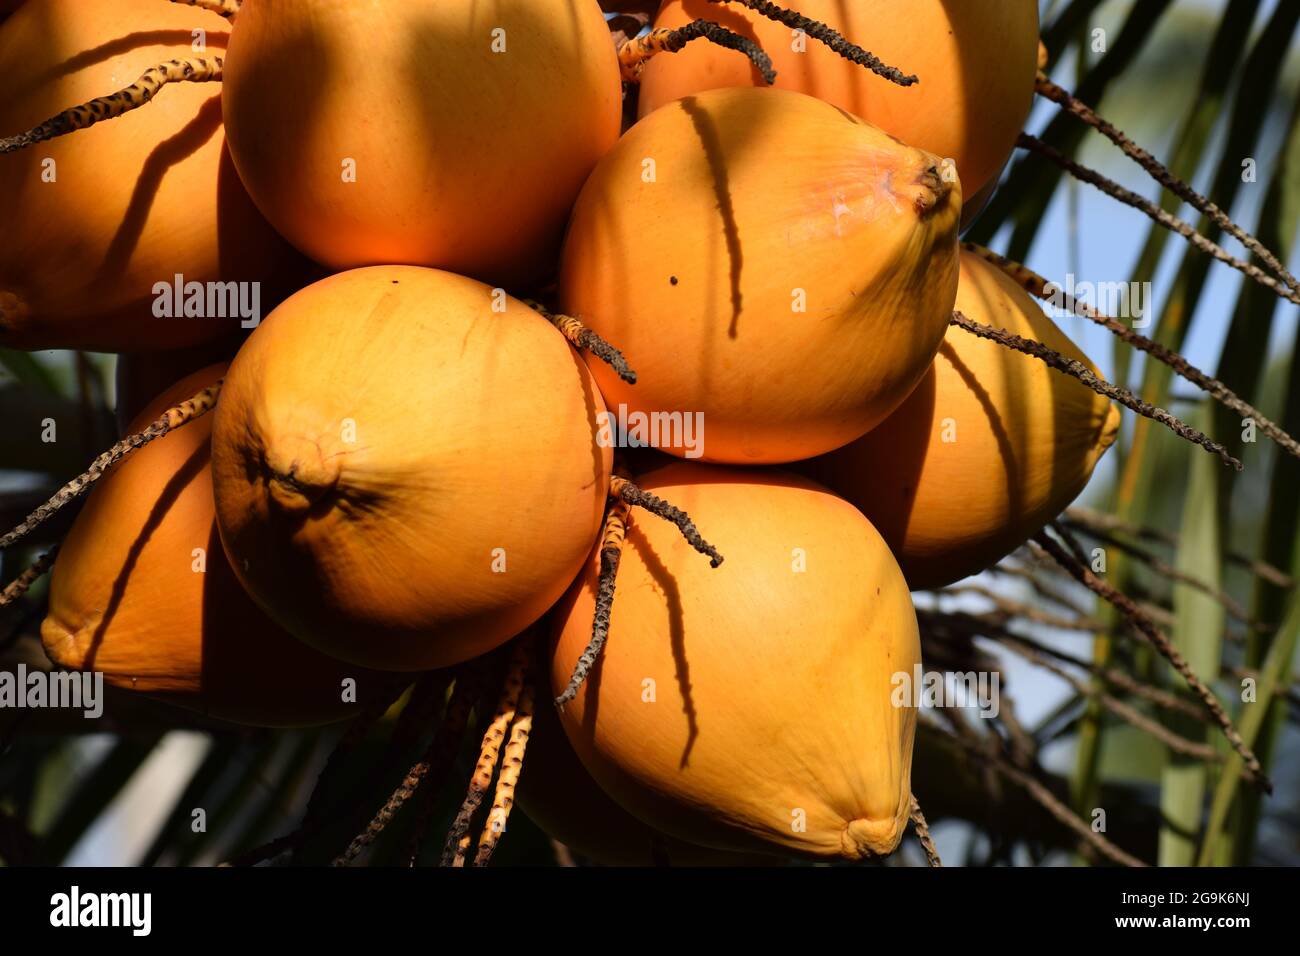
(908, 795, 942, 867)
(385, 671, 454, 753)
(472, 681, 536, 866)
(1064, 506, 1296, 589)
(619, 21, 776, 84)
(555, 496, 632, 707)
(524, 299, 637, 384)
(331, 665, 481, 867)
(441, 639, 533, 867)
(299, 678, 417, 827)
(611, 475, 724, 567)
(964, 242, 1300, 462)
(169, 0, 241, 19)
(400, 664, 492, 866)
(939, 583, 1104, 632)
(1057, 521, 1266, 633)
(0, 382, 222, 552)
(928, 715, 1148, 867)
(1032, 530, 1270, 793)
(0, 546, 58, 609)
(1016, 133, 1300, 309)
(0, 58, 224, 155)
(957, 614, 1208, 721)
(1035, 73, 1300, 298)
(992, 632, 1226, 766)
(949, 311, 1241, 470)
(710, 0, 917, 87)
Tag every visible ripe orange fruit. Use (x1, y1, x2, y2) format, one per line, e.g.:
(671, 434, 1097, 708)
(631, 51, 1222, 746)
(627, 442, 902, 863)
(519, 680, 768, 866)
(0, 0, 301, 351)
(43, 364, 378, 727)
(221, 0, 621, 286)
(211, 266, 613, 671)
(799, 250, 1120, 589)
(637, 0, 1039, 197)
(559, 86, 960, 464)
(550, 462, 920, 859)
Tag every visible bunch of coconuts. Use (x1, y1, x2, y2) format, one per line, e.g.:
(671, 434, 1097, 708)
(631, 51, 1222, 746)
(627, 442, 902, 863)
(2, 0, 1117, 864)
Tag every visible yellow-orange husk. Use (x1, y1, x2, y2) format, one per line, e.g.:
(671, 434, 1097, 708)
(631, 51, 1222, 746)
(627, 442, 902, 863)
(210, 266, 613, 673)
(637, 0, 1039, 197)
(221, 0, 621, 287)
(550, 461, 920, 860)
(799, 249, 1121, 591)
(41, 364, 379, 727)
(0, 0, 304, 352)
(519, 677, 772, 866)
(559, 86, 961, 464)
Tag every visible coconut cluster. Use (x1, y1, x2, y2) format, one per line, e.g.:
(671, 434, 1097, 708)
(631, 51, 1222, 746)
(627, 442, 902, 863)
(0, 0, 1122, 864)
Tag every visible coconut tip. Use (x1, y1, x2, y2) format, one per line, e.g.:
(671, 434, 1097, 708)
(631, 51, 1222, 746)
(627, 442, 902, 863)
(840, 811, 907, 861)
(263, 439, 342, 515)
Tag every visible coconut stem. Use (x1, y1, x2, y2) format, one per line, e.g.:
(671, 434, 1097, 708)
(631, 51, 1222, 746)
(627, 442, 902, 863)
(555, 496, 631, 707)
(328, 663, 480, 867)
(1064, 506, 1295, 589)
(0, 545, 58, 609)
(926, 713, 1147, 867)
(963, 242, 1300, 463)
(0, 57, 224, 155)
(169, 0, 241, 19)
(949, 311, 1241, 471)
(1032, 528, 1271, 794)
(611, 475, 724, 567)
(709, 0, 918, 87)
(619, 21, 776, 84)
(386, 671, 455, 753)
(0, 381, 222, 552)
(1016, 133, 1300, 310)
(227, 675, 443, 868)
(958, 610, 1209, 720)
(988, 629, 1230, 765)
(441, 638, 533, 867)
(299, 678, 424, 828)
(472, 680, 535, 867)
(525, 299, 637, 384)
(908, 795, 942, 867)
(1055, 520, 1269, 635)
(1034, 73, 1300, 299)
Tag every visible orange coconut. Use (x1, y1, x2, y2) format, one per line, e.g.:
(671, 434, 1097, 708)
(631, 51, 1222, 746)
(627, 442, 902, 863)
(550, 462, 920, 860)
(637, 0, 1039, 197)
(518, 680, 770, 866)
(0, 0, 302, 352)
(799, 250, 1121, 590)
(210, 266, 613, 672)
(559, 86, 961, 464)
(41, 364, 379, 727)
(220, 0, 621, 286)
